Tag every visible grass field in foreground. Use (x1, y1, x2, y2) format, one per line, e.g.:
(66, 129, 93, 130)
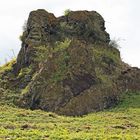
(0, 92, 140, 140)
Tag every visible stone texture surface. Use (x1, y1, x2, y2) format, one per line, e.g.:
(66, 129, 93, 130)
(3, 9, 139, 116)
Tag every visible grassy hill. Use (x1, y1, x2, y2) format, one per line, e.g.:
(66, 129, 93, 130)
(0, 92, 139, 140)
(0, 9, 140, 139)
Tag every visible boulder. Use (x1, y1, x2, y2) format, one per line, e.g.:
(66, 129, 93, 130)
(1, 9, 139, 116)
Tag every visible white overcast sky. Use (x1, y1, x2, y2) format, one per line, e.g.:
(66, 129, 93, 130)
(0, 0, 140, 67)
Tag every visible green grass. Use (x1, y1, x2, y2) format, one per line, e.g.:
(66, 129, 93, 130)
(0, 59, 16, 74)
(0, 92, 140, 140)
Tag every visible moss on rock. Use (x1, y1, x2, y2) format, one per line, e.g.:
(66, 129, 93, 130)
(1, 9, 140, 116)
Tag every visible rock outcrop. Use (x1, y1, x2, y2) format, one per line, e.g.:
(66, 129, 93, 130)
(1, 9, 140, 116)
(15, 10, 110, 72)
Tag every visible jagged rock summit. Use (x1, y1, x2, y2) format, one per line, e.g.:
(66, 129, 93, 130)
(16, 9, 110, 72)
(1, 9, 140, 116)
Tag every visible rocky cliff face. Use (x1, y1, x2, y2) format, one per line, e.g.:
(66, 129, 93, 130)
(1, 9, 140, 116)
(15, 10, 110, 72)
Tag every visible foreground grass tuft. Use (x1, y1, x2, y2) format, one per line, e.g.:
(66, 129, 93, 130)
(0, 92, 140, 139)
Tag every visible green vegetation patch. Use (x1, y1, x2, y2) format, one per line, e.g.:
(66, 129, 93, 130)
(50, 51, 70, 83)
(0, 59, 16, 74)
(48, 38, 71, 84)
(0, 92, 139, 139)
(17, 67, 32, 79)
(92, 43, 121, 84)
(92, 44, 120, 67)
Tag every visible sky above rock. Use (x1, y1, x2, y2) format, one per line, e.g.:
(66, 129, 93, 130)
(0, 0, 140, 67)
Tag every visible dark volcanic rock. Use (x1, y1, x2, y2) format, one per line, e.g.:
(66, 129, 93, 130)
(5, 9, 139, 116)
(19, 40, 100, 114)
(118, 67, 140, 92)
(15, 9, 57, 73)
(57, 10, 110, 43)
(14, 10, 110, 74)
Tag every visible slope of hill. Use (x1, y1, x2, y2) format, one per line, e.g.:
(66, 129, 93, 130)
(0, 9, 140, 139)
(0, 92, 139, 139)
